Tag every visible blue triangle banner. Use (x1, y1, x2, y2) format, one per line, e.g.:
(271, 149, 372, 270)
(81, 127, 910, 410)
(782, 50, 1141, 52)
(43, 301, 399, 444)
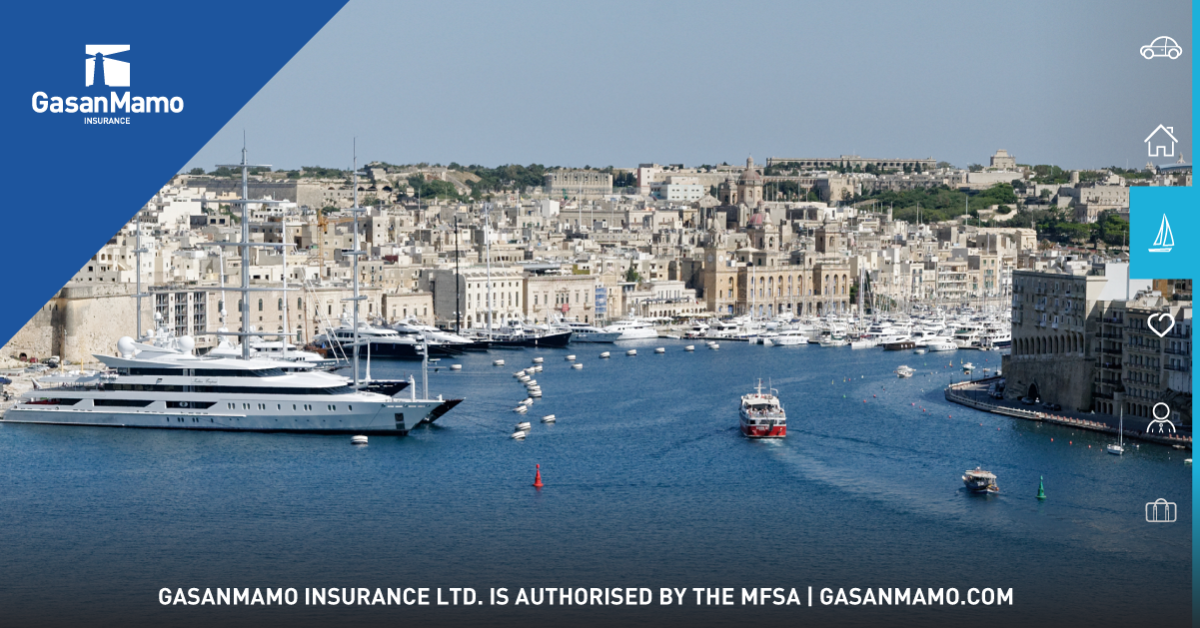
(0, 0, 348, 347)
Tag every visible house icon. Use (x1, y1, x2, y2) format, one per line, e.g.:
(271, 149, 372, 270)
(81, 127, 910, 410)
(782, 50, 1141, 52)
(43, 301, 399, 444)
(1145, 124, 1177, 157)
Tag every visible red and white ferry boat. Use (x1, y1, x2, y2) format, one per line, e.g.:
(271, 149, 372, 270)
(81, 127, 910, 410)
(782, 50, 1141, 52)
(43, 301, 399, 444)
(739, 380, 787, 438)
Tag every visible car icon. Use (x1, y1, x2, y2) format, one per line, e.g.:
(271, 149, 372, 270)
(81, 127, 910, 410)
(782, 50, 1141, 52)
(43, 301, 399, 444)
(1141, 36, 1182, 59)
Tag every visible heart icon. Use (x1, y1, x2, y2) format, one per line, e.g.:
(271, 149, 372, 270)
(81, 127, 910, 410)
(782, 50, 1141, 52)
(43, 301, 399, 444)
(1148, 312, 1175, 338)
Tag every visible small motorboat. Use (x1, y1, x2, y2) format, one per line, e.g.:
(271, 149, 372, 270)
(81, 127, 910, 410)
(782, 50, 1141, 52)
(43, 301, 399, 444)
(627, 349, 637, 356)
(566, 355, 576, 361)
(449, 364, 462, 371)
(493, 359, 505, 366)
(572, 363, 583, 370)
(541, 414, 556, 423)
(515, 421, 532, 431)
(895, 365, 915, 379)
(351, 435, 368, 446)
(513, 405, 528, 414)
(962, 467, 999, 494)
(510, 430, 527, 440)
(532, 357, 544, 364)
(684, 345, 695, 352)
(655, 347, 666, 354)
(600, 352, 611, 358)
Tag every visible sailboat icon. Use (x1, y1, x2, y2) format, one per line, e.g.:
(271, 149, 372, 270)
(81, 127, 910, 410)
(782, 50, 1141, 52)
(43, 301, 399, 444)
(1149, 214, 1174, 253)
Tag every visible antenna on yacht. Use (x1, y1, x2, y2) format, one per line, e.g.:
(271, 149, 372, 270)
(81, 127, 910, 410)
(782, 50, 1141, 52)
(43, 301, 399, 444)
(280, 211, 289, 361)
(421, 336, 429, 400)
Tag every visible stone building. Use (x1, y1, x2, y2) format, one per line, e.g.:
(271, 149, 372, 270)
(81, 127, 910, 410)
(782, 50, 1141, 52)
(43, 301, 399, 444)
(543, 170, 613, 198)
(717, 157, 764, 206)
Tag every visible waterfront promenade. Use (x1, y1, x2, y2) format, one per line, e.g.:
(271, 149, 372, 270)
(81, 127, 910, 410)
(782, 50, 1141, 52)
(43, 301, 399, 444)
(946, 377, 1192, 449)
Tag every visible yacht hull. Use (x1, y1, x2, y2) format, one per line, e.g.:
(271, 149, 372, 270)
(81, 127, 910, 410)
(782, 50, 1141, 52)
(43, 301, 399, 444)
(2, 398, 458, 434)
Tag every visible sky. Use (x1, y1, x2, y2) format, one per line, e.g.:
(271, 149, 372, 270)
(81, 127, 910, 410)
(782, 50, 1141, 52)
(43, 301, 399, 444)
(184, 0, 1192, 173)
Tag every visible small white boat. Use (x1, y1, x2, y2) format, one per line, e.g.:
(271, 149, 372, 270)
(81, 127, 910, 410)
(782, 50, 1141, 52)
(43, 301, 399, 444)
(895, 365, 915, 379)
(515, 421, 532, 431)
(533, 365, 543, 373)
(913, 347, 927, 355)
(566, 355, 576, 361)
(532, 357, 544, 364)
(525, 379, 538, 387)
(684, 345, 695, 352)
(529, 389, 543, 397)
(521, 398, 534, 406)
(510, 431, 527, 440)
(493, 359, 505, 366)
(513, 405, 528, 414)
(572, 363, 583, 370)
(708, 343, 719, 350)
(351, 435, 368, 446)
(541, 414, 556, 423)
(627, 349, 637, 356)
(518, 375, 531, 384)
(1108, 405, 1126, 456)
(1186, 458, 1192, 465)
(600, 351, 611, 358)
(851, 338, 877, 350)
(449, 364, 462, 371)
(655, 347, 666, 354)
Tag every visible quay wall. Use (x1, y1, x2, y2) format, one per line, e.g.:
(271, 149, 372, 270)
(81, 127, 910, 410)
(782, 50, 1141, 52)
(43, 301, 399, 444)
(4, 284, 148, 364)
(946, 378, 1192, 449)
(1001, 354, 1095, 412)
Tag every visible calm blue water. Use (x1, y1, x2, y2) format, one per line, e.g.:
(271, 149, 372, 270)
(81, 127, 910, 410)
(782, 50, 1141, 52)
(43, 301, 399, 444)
(0, 341, 1189, 628)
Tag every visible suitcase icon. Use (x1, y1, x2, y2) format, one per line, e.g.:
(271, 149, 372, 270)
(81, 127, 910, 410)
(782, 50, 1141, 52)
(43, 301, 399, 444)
(1145, 498, 1177, 523)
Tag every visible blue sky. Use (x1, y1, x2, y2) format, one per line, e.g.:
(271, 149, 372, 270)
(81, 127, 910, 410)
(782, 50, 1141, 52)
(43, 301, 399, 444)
(185, 0, 1192, 172)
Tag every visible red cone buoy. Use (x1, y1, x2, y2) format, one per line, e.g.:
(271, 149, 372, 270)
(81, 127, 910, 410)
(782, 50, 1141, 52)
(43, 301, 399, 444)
(533, 464, 543, 488)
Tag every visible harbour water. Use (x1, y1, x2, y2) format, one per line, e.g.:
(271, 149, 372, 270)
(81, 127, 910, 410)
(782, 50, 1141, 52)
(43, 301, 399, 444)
(0, 341, 1189, 627)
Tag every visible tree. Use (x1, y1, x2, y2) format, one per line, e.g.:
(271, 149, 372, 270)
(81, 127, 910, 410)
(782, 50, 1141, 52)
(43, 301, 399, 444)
(188, 167, 205, 175)
(624, 263, 642, 284)
(936, 161, 954, 170)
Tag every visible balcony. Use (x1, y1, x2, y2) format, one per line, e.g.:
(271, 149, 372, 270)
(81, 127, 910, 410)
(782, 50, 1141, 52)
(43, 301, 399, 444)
(1165, 364, 1190, 373)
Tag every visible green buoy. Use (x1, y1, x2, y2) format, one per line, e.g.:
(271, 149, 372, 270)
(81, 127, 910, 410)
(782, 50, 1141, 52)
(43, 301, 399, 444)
(1037, 476, 1046, 500)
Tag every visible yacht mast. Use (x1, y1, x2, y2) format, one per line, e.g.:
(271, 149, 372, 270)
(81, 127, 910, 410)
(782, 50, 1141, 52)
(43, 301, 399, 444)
(281, 213, 289, 360)
(454, 216, 461, 333)
(212, 137, 280, 360)
(484, 202, 493, 338)
(133, 209, 148, 339)
(346, 141, 367, 388)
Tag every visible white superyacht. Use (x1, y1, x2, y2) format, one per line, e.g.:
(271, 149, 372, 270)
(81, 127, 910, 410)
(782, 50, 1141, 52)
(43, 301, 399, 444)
(3, 335, 459, 434)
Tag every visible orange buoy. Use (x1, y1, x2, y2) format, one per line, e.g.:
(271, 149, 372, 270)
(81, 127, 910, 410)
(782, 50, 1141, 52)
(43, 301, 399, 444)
(532, 464, 543, 488)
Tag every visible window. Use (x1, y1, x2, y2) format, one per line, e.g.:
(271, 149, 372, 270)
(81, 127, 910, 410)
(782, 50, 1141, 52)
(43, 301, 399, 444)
(258, 298, 263, 312)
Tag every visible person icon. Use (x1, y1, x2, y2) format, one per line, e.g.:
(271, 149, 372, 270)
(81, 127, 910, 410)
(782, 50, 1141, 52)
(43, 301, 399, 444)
(1147, 402, 1177, 434)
